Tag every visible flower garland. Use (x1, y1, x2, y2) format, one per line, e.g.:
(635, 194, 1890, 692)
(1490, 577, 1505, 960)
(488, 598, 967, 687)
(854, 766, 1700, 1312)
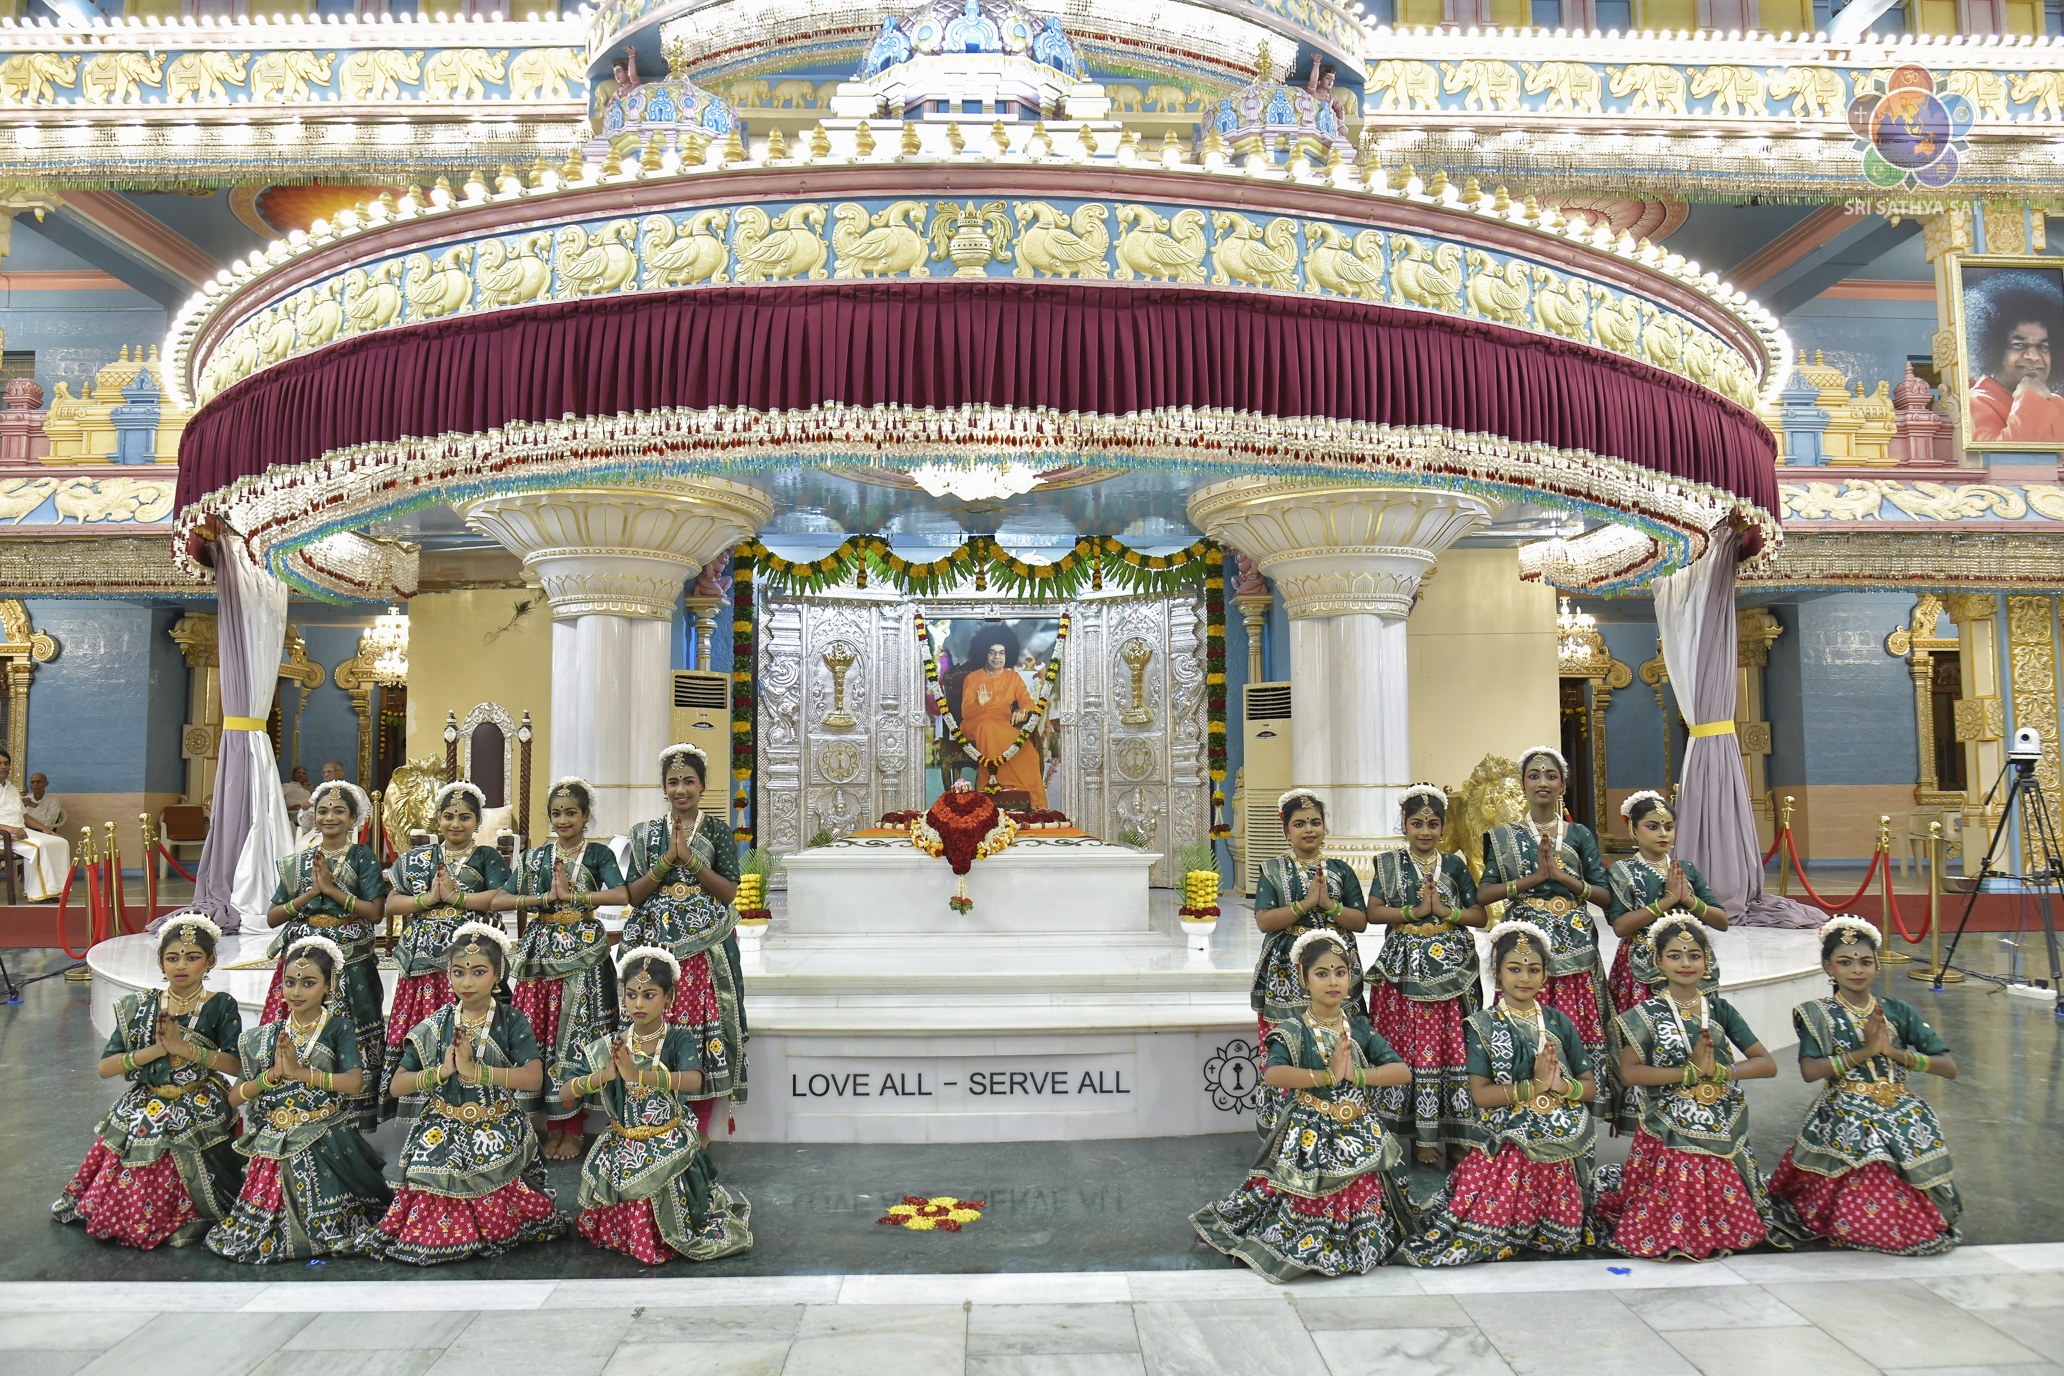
(915, 609, 1069, 781)
(742, 534, 1221, 601)
(877, 1196, 986, 1232)
(731, 547, 756, 844)
(1205, 553, 1230, 843)
(909, 783, 1018, 912)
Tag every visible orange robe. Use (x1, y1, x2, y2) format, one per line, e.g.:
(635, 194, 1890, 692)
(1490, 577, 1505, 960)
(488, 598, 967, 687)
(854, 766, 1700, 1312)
(1970, 376, 2064, 445)
(959, 668, 1047, 809)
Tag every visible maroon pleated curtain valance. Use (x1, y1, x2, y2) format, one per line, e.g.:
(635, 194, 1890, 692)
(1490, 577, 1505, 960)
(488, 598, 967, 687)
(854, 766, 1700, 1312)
(175, 280, 1779, 517)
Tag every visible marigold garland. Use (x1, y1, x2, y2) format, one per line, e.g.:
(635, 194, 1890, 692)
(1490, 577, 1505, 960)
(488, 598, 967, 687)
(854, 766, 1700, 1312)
(742, 535, 1220, 600)
(732, 547, 756, 844)
(909, 784, 1018, 913)
(876, 1196, 987, 1231)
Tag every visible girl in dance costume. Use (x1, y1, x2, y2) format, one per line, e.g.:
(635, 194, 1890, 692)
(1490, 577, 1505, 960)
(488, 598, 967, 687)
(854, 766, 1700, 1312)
(620, 743, 746, 1133)
(491, 777, 628, 1162)
(1475, 747, 1612, 1113)
(356, 922, 567, 1263)
(1250, 789, 1369, 1041)
(53, 913, 243, 1248)
(264, 779, 387, 1130)
(1596, 915, 1791, 1260)
(380, 781, 512, 1120)
(206, 936, 390, 1262)
(567, 947, 754, 1265)
(1402, 922, 1599, 1266)
(1366, 784, 1486, 1167)
(1604, 790, 1726, 1130)
(1768, 916, 1961, 1254)
(1191, 930, 1416, 1281)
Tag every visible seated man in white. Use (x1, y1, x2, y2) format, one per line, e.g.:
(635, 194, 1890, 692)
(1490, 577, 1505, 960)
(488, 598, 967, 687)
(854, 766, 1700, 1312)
(0, 752, 70, 900)
(295, 758, 348, 844)
(24, 773, 65, 833)
(280, 764, 312, 812)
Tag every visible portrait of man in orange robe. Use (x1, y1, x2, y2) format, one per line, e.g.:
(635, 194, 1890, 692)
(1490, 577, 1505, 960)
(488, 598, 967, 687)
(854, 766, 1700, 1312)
(958, 628, 1047, 810)
(1965, 267, 2064, 446)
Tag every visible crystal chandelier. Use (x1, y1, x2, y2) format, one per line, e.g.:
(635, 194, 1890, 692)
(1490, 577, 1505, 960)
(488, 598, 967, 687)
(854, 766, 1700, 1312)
(908, 461, 1048, 502)
(1556, 598, 1598, 671)
(361, 605, 409, 685)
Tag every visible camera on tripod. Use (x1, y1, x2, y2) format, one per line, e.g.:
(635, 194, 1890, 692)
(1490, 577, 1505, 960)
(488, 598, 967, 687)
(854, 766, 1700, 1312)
(2012, 727, 2045, 765)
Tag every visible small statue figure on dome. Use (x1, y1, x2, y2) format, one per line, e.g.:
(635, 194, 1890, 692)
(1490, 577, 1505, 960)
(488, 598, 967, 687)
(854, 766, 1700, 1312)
(612, 47, 641, 96)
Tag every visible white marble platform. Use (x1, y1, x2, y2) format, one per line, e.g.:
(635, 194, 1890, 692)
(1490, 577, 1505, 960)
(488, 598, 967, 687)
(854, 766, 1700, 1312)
(781, 836, 1160, 935)
(85, 900, 1826, 1145)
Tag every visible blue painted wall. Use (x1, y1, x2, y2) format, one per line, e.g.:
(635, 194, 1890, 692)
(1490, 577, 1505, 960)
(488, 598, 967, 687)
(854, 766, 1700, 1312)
(1781, 298, 1938, 398)
(20, 599, 185, 793)
(1761, 593, 1917, 788)
(285, 612, 376, 785)
(0, 297, 169, 405)
(1598, 614, 1671, 792)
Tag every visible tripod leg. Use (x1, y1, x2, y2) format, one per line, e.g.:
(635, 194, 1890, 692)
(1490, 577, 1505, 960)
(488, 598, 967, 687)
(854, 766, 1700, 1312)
(2023, 779, 2064, 996)
(1939, 771, 2024, 980)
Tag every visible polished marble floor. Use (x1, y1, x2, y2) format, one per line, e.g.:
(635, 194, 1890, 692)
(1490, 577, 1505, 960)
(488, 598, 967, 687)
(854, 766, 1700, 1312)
(5, 1247, 2064, 1376)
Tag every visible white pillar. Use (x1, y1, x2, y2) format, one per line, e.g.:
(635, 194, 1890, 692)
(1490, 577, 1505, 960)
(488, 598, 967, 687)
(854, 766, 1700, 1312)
(1189, 480, 1493, 872)
(469, 479, 774, 840)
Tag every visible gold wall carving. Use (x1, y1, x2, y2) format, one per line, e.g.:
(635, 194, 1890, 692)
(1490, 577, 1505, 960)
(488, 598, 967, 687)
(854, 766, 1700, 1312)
(0, 599, 56, 788)
(1884, 594, 1967, 814)
(2006, 595, 2060, 870)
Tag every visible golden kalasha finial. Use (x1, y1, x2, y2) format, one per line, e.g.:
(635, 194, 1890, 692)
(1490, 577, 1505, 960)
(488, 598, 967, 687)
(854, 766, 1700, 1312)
(641, 135, 664, 171)
(1077, 123, 1098, 158)
(855, 119, 876, 156)
(462, 169, 489, 200)
(1163, 133, 1190, 165)
(1255, 40, 1273, 82)
(558, 150, 582, 183)
(1027, 120, 1053, 158)
(600, 147, 622, 176)
(527, 158, 549, 188)
(1118, 129, 1139, 159)
(682, 131, 710, 166)
(989, 120, 1011, 157)
(1390, 162, 1414, 191)
(1201, 126, 1227, 162)
(945, 121, 965, 155)
(721, 128, 746, 164)
(1523, 193, 1541, 220)
(765, 126, 790, 160)
(1426, 169, 1449, 197)
(810, 123, 833, 158)
(433, 174, 454, 203)
(1493, 185, 1511, 214)
(900, 120, 922, 156)
(1460, 177, 1481, 204)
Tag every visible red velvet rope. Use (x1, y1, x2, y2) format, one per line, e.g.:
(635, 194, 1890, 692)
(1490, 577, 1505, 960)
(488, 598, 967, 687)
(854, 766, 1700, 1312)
(1761, 826, 1784, 867)
(154, 843, 197, 884)
(1781, 829, 1888, 914)
(52, 863, 89, 960)
(1879, 853, 1930, 943)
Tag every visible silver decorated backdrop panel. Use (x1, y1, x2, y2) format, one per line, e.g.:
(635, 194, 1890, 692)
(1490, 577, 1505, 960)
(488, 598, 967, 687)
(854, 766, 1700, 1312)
(758, 589, 1209, 887)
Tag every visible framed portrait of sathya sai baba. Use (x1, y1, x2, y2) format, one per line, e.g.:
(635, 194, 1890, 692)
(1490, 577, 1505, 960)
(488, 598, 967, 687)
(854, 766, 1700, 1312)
(1950, 255, 2064, 451)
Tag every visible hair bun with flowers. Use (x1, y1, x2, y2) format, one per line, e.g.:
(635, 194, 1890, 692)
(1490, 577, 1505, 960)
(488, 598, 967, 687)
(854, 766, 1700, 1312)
(1289, 929, 1348, 966)
(547, 775, 595, 810)
(1619, 789, 1669, 821)
(616, 944, 683, 982)
(1652, 912, 1708, 951)
(433, 780, 488, 818)
(160, 911, 224, 946)
(1819, 914, 1882, 950)
(1399, 783, 1447, 812)
(1277, 787, 1324, 811)
(310, 778, 373, 825)
(659, 742, 710, 768)
(449, 920, 515, 958)
(283, 933, 346, 970)
(1492, 918, 1553, 959)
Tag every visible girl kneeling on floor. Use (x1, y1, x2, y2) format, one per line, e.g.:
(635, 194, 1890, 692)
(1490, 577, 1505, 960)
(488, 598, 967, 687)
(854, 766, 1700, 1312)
(1596, 914, 1793, 1260)
(568, 946, 754, 1264)
(1402, 921, 1599, 1266)
(356, 921, 568, 1264)
(1191, 930, 1417, 1281)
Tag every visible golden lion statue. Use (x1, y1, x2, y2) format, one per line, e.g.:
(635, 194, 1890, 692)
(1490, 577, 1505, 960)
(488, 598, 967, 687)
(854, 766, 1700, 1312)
(381, 755, 448, 844)
(1441, 753, 1526, 882)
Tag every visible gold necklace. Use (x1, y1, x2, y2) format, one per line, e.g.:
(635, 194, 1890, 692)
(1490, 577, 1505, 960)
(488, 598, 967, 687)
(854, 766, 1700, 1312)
(161, 985, 207, 1016)
(631, 1024, 666, 1053)
(1668, 988, 1711, 1031)
(286, 1007, 328, 1060)
(1837, 990, 1879, 1023)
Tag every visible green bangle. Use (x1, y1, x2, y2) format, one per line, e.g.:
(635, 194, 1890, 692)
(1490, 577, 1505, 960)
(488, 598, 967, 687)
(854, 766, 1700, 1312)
(122, 1051, 136, 1073)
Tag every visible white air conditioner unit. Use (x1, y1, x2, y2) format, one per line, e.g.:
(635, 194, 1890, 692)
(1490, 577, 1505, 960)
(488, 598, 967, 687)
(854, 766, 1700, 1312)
(671, 670, 732, 825)
(1241, 680, 1291, 895)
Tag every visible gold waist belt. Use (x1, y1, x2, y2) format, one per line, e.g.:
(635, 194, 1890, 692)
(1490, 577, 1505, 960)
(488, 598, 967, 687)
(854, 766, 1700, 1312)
(1294, 1090, 1365, 1125)
(419, 904, 462, 923)
(303, 912, 352, 929)
(1527, 896, 1577, 915)
(1840, 1077, 1907, 1108)
(429, 1096, 513, 1125)
(1396, 919, 1457, 937)
(663, 881, 698, 901)
(151, 1078, 215, 1101)
(267, 1103, 338, 1133)
(536, 905, 589, 924)
(1677, 1079, 1731, 1106)
(612, 1117, 683, 1141)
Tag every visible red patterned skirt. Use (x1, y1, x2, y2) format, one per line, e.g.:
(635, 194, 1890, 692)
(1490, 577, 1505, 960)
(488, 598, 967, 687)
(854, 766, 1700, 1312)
(667, 950, 719, 1026)
(579, 1198, 677, 1265)
(1598, 1130, 1767, 1260)
(1607, 944, 1653, 1016)
(359, 1178, 563, 1265)
(511, 977, 580, 1126)
(1401, 1143, 1587, 1265)
(54, 1142, 199, 1250)
(386, 972, 455, 1048)
(1538, 969, 1607, 1050)
(1769, 1152, 1950, 1255)
(1370, 983, 1475, 1150)
(260, 961, 285, 1025)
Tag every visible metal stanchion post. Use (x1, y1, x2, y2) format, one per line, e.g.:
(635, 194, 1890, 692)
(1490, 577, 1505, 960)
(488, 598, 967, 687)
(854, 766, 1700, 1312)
(1778, 796, 1794, 897)
(63, 825, 96, 982)
(1912, 820, 1964, 984)
(1878, 815, 1913, 964)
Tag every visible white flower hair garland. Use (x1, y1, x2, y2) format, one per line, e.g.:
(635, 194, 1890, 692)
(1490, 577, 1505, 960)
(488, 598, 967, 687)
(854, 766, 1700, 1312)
(310, 778, 373, 825)
(159, 911, 224, 946)
(1289, 929, 1349, 966)
(432, 780, 488, 818)
(449, 920, 515, 958)
(283, 933, 346, 970)
(1819, 914, 1882, 950)
(1619, 789, 1669, 820)
(616, 944, 683, 982)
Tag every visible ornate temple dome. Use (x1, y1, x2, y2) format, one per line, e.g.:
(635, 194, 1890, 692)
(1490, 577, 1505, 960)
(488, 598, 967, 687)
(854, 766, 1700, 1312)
(596, 63, 739, 154)
(859, 0, 1082, 81)
(1210, 44, 1354, 164)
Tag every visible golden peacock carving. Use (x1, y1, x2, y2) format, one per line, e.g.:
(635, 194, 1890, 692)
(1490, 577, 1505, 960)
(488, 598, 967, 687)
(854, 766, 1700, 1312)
(1012, 201, 1111, 279)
